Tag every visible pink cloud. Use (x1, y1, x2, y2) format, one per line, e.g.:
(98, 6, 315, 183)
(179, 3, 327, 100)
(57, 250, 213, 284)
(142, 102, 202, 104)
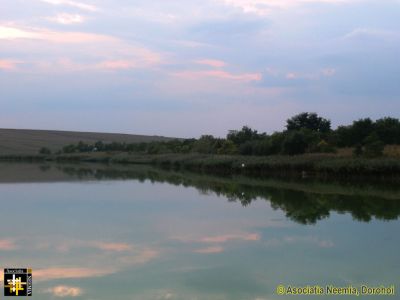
(0, 26, 114, 44)
(96, 60, 137, 70)
(0, 26, 163, 73)
(93, 242, 133, 252)
(0, 239, 17, 250)
(34, 267, 115, 281)
(33, 55, 159, 73)
(118, 248, 159, 265)
(40, 0, 98, 12)
(52, 239, 134, 252)
(200, 233, 260, 243)
(174, 70, 261, 82)
(196, 59, 226, 68)
(0, 26, 36, 39)
(0, 60, 22, 70)
(194, 246, 224, 254)
(174, 232, 261, 244)
(222, 0, 355, 15)
(286, 72, 297, 79)
(46, 13, 86, 25)
(44, 285, 83, 297)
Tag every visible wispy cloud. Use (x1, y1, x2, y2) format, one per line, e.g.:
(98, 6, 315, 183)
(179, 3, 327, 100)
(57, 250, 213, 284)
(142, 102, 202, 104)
(118, 248, 159, 265)
(343, 28, 400, 41)
(199, 233, 260, 243)
(173, 70, 262, 82)
(0, 59, 22, 70)
(194, 246, 224, 254)
(174, 232, 260, 254)
(0, 25, 163, 72)
(222, 0, 358, 15)
(0, 25, 113, 43)
(93, 242, 133, 252)
(52, 239, 134, 253)
(32, 57, 153, 73)
(174, 232, 261, 244)
(96, 60, 137, 70)
(34, 267, 115, 281)
(44, 285, 83, 297)
(40, 0, 98, 12)
(195, 59, 226, 68)
(0, 239, 17, 250)
(46, 13, 86, 25)
(0, 26, 36, 40)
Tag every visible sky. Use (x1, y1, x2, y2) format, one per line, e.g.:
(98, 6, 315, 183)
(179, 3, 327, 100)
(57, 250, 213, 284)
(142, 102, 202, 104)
(0, 0, 399, 138)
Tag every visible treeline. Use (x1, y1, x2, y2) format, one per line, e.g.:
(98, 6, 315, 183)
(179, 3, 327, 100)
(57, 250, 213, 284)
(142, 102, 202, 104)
(44, 113, 400, 158)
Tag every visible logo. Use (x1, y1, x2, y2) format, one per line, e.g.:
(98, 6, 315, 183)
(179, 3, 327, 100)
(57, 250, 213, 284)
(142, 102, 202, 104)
(4, 269, 32, 297)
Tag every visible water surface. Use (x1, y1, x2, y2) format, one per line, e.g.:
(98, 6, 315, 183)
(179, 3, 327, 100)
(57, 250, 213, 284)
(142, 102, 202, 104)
(0, 163, 399, 299)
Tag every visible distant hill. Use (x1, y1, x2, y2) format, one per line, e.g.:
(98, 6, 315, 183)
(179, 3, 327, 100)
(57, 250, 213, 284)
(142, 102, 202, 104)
(0, 128, 176, 155)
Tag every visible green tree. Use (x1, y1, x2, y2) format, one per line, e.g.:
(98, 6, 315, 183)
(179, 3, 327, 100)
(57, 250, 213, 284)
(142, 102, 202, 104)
(238, 141, 255, 155)
(269, 132, 285, 154)
(335, 125, 353, 147)
(217, 140, 238, 154)
(227, 126, 261, 145)
(286, 112, 331, 133)
(193, 135, 218, 154)
(363, 133, 384, 158)
(350, 118, 375, 146)
(252, 139, 273, 156)
(282, 131, 309, 155)
(335, 118, 375, 147)
(375, 117, 400, 144)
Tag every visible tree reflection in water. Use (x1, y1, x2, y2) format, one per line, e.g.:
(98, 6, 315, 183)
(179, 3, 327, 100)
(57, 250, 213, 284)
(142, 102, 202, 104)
(44, 163, 400, 225)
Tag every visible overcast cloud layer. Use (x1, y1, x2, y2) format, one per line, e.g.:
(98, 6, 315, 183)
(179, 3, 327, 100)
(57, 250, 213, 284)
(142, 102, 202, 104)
(1, 0, 399, 137)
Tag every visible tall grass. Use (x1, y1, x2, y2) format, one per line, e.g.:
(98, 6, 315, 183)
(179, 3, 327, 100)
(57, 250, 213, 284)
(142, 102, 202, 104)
(1, 152, 400, 178)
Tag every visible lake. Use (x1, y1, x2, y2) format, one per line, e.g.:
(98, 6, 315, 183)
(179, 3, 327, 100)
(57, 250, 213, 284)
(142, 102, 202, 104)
(0, 163, 399, 299)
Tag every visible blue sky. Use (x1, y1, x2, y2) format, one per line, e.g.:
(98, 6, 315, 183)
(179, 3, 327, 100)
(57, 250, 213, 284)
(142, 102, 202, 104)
(1, 0, 399, 137)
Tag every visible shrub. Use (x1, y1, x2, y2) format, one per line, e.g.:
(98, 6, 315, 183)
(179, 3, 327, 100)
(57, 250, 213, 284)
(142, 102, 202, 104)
(282, 131, 309, 155)
(363, 133, 384, 158)
(312, 140, 336, 153)
(39, 147, 51, 155)
(353, 144, 363, 157)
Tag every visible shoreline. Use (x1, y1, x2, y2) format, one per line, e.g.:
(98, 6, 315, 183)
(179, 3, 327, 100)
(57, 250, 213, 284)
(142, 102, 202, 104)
(1, 152, 400, 180)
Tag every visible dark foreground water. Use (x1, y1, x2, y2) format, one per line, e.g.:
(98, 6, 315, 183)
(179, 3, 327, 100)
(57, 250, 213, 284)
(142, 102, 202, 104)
(0, 163, 399, 300)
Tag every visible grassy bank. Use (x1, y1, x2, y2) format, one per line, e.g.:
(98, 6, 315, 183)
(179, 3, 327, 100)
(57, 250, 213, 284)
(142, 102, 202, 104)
(121, 153, 400, 178)
(1, 152, 400, 179)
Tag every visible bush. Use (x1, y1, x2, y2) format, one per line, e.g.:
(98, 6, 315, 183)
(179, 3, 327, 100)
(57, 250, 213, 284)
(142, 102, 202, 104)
(63, 144, 77, 153)
(313, 140, 336, 153)
(282, 131, 309, 155)
(363, 133, 384, 158)
(39, 147, 51, 155)
(217, 140, 238, 155)
(353, 144, 363, 157)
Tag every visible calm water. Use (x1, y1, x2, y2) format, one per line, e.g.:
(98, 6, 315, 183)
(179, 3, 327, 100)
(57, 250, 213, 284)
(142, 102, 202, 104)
(0, 163, 399, 300)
